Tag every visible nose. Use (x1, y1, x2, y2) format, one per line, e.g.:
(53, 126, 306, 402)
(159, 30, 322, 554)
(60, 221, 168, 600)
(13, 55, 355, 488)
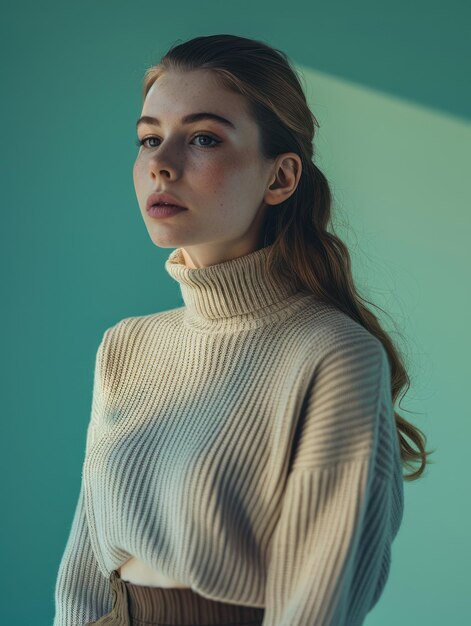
(147, 142, 181, 180)
(149, 159, 175, 180)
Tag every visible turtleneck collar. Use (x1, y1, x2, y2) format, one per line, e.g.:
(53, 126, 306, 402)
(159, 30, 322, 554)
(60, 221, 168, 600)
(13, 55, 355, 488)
(164, 243, 309, 329)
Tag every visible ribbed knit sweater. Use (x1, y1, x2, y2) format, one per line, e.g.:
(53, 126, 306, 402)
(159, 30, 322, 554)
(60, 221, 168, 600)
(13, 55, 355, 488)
(53, 243, 404, 626)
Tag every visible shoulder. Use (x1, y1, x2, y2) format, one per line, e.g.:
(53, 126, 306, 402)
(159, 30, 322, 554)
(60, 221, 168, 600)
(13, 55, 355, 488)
(95, 308, 182, 370)
(295, 297, 388, 371)
(100, 307, 183, 345)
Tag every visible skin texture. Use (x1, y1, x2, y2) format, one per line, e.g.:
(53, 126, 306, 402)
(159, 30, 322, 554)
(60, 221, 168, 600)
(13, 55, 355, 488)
(133, 68, 302, 269)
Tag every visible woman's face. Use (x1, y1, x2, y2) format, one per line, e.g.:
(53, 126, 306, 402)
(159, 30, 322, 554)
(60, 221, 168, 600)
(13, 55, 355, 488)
(133, 69, 278, 268)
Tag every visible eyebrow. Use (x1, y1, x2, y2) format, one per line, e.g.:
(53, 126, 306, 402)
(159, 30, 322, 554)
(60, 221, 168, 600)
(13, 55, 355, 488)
(136, 112, 236, 130)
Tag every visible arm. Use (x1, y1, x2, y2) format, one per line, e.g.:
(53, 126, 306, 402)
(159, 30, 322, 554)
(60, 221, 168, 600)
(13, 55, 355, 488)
(53, 331, 113, 626)
(262, 337, 401, 626)
(53, 480, 113, 626)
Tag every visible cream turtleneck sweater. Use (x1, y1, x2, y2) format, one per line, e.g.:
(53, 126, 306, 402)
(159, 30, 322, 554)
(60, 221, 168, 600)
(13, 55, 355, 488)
(53, 243, 404, 626)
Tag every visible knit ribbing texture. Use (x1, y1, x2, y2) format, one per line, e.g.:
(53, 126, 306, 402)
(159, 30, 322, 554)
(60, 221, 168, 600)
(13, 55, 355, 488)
(53, 243, 404, 626)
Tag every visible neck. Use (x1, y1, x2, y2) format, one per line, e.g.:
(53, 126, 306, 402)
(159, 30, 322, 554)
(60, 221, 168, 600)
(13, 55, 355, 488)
(164, 243, 308, 330)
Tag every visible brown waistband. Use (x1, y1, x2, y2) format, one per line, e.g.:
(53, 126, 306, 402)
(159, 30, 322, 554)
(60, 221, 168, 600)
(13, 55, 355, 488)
(110, 569, 265, 625)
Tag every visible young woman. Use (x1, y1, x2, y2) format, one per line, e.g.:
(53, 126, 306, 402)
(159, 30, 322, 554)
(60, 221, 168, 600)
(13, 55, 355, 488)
(53, 34, 432, 626)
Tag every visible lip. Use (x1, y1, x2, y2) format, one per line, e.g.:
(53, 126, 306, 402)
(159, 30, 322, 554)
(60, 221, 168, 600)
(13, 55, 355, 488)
(148, 205, 186, 219)
(146, 192, 188, 211)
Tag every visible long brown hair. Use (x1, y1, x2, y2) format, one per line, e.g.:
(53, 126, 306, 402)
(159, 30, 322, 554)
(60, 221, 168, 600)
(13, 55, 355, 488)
(140, 34, 435, 481)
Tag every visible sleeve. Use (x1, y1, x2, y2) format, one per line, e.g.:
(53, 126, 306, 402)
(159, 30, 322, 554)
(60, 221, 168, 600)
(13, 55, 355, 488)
(53, 330, 113, 626)
(262, 336, 399, 626)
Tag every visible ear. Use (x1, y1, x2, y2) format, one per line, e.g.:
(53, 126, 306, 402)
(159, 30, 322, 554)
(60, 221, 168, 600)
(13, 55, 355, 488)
(264, 153, 302, 206)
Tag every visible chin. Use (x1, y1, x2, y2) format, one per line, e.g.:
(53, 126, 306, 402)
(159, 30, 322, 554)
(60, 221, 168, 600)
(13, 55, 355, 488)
(145, 229, 187, 249)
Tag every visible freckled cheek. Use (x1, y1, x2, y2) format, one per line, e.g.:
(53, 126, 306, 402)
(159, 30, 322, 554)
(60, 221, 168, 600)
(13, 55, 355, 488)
(198, 157, 248, 192)
(197, 165, 226, 189)
(132, 153, 247, 195)
(132, 161, 144, 189)
(133, 159, 146, 178)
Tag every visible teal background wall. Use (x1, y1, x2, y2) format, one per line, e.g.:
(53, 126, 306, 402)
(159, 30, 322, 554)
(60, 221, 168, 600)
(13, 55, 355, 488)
(1, 1, 469, 624)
